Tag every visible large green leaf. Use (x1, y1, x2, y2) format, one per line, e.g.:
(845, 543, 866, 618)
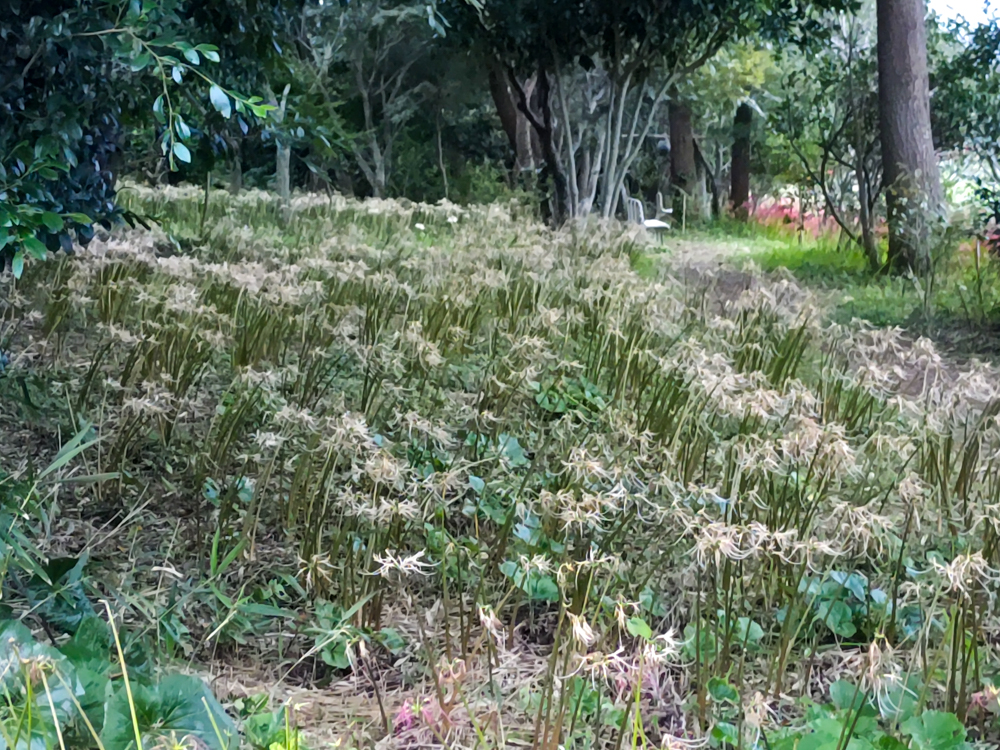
(58, 616, 112, 731)
(0, 620, 84, 735)
(901, 711, 970, 750)
(58, 616, 111, 672)
(25, 555, 95, 634)
(101, 675, 237, 750)
(829, 680, 870, 712)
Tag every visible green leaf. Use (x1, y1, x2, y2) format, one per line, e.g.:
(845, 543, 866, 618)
(196, 44, 222, 63)
(531, 575, 559, 602)
(101, 674, 238, 750)
(172, 141, 192, 163)
(59, 616, 112, 671)
(172, 66, 183, 83)
(153, 94, 166, 124)
(249, 103, 275, 119)
(40, 423, 99, 480)
(711, 722, 740, 746)
(877, 675, 920, 723)
(41, 211, 64, 232)
(210, 85, 232, 119)
(0, 620, 84, 721)
(64, 212, 93, 225)
(129, 52, 152, 72)
(377, 627, 406, 654)
(707, 677, 740, 704)
(830, 679, 869, 712)
(26, 555, 96, 633)
(22, 235, 48, 260)
(734, 616, 765, 646)
(901, 711, 969, 750)
(182, 48, 201, 65)
(815, 599, 857, 638)
(626, 616, 653, 641)
(59, 616, 112, 730)
(238, 603, 294, 619)
(319, 639, 351, 669)
(11, 250, 24, 279)
(468, 475, 485, 494)
(498, 434, 529, 467)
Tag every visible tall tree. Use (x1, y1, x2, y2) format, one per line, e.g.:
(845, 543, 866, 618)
(730, 102, 753, 217)
(877, 0, 943, 272)
(488, 63, 542, 179)
(669, 98, 700, 222)
(449, 0, 853, 224)
(772, 8, 882, 268)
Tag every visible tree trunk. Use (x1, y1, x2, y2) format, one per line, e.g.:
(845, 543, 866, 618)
(854, 93, 880, 270)
(531, 68, 569, 225)
(696, 139, 721, 218)
(436, 111, 449, 200)
(488, 62, 540, 177)
(877, 0, 943, 273)
(693, 140, 711, 220)
(507, 64, 568, 224)
(274, 84, 292, 205)
(229, 151, 242, 195)
(669, 99, 699, 223)
(226, 134, 242, 195)
(730, 102, 752, 219)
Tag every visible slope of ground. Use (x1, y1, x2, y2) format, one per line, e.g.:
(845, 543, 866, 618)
(3, 191, 1000, 750)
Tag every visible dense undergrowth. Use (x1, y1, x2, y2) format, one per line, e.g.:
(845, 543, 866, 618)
(4, 188, 1000, 749)
(735, 222, 1000, 356)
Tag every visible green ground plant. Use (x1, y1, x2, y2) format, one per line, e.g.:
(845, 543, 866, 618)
(3, 187, 1000, 748)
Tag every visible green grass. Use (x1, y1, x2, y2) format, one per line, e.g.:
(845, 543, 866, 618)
(722, 220, 1000, 357)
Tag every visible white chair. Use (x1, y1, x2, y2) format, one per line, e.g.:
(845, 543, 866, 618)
(656, 191, 674, 220)
(621, 187, 670, 231)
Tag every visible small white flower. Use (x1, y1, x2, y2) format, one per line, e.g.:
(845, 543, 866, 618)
(373, 550, 435, 578)
(414, 223, 426, 231)
(568, 613, 597, 648)
(447, 215, 458, 224)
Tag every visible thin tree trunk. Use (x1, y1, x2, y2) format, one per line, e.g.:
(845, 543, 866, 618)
(489, 62, 521, 156)
(600, 72, 632, 217)
(693, 142, 711, 220)
(730, 102, 752, 219)
(533, 68, 569, 224)
(853, 63, 879, 269)
(275, 84, 291, 205)
(608, 77, 672, 220)
(696, 140, 720, 218)
(276, 146, 291, 203)
(579, 128, 606, 215)
(554, 64, 580, 217)
(877, 0, 943, 273)
(229, 141, 242, 195)
(436, 111, 449, 200)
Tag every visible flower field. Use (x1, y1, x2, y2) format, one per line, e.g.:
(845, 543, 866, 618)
(3, 188, 1000, 749)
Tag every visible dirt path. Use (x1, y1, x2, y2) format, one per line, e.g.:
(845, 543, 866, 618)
(653, 232, 1000, 410)
(656, 235, 759, 269)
